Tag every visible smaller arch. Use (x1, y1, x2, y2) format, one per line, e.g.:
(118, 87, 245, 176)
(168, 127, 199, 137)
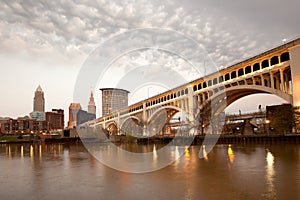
(231, 71, 237, 79)
(177, 91, 181, 97)
(105, 121, 118, 130)
(167, 95, 170, 100)
(280, 52, 290, 62)
(203, 82, 207, 88)
(253, 63, 260, 71)
(181, 90, 184, 96)
(219, 76, 224, 83)
(164, 96, 167, 101)
(213, 78, 218, 85)
(238, 68, 244, 76)
(147, 105, 189, 124)
(120, 116, 141, 130)
(185, 88, 188, 94)
(271, 56, 279, 66)
(198, 83, 202, 90)
(245, 66, 251, 74)
(193, 85, 197, 91)
(225, 73, 230, 81)
(208, 80, 212, 87)
(262, 59, 269, 69)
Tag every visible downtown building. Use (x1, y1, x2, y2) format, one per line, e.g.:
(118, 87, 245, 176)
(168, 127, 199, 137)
(30, 85, 46, 120)
(65, 92, 96, 138)
(46, 109, 64, 131)
(0, 116, 48, 135)
(100, 88, 129, 116)
(0, 85, 65, 135)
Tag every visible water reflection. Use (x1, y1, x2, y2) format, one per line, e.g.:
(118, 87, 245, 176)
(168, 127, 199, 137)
(264, 150, 276, 199)
(184, 146, 191, 161)
(0, 143, 299, 199)
(227, 144, 235, 164)
(202, 145, 208, 161)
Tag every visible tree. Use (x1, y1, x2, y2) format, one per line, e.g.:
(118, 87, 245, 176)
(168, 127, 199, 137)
(293, 108, 300, 133)
(270, 105, 293, 133)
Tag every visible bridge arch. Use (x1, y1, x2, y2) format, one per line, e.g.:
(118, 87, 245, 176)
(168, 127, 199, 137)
(147, 105, 190, 124)
(120, 116, 141, 130)
(207, 85, 292, 115)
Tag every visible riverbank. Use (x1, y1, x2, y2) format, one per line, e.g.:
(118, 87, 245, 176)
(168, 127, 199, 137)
(136, 134, 300, 145)
(1, 134, 300, 145)
(0, 137, 81, 144)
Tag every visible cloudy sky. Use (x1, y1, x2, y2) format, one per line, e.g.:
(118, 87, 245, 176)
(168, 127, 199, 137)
(1, 0, 300, 123)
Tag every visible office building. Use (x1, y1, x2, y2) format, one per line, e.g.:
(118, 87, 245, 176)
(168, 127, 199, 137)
(100, 88, 129, 116)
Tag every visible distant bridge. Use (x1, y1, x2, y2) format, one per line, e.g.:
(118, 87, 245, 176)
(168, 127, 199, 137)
(82, 38, 300, 136)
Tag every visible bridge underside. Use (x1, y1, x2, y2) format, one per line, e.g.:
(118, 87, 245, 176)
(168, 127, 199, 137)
(88, 44, 300, 136)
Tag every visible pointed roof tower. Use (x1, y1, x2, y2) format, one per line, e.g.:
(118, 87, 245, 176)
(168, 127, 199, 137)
(88, 91, 96, 115)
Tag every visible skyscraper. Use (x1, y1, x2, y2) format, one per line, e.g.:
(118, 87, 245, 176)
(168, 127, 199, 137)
(33, 85, 45, 112)
(88, 91, 96, 115)
(68, 103, 82, 129)
(100, 88, 129, 116)
(30, 85, 45, 120)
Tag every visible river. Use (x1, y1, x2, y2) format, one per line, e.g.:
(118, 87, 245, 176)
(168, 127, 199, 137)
(0, 142, 299, 200)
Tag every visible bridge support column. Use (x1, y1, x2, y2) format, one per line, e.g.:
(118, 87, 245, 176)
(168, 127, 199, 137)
(142, 102, 147, 136)
(270, 72, 274, 89)
(117, 112, 120, 135)
(188, 87, 196, 135)
(280, 69, 285, 92)
(290, 45, 300, 107)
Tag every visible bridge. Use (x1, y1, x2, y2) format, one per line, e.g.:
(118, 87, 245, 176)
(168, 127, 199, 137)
(82, 38, 300, 136)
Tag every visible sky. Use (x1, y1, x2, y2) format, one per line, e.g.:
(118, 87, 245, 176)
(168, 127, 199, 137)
(0, 0, 300, 124)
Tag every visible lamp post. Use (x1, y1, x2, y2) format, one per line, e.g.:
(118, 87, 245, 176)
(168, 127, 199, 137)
(201, 124, 205, 136)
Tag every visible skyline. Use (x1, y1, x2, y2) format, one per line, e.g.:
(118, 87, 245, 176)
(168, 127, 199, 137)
(1, 0, 300, 121)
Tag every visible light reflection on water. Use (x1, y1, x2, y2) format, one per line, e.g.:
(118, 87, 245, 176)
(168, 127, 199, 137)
(264, 151, 276, 200)
(0, 143, 299, 200)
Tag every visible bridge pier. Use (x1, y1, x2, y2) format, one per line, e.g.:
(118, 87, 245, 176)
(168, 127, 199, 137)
(290, 45, 300, 107)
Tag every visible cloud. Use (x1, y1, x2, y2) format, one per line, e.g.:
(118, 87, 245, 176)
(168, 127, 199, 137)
(1, 0, 299, 70)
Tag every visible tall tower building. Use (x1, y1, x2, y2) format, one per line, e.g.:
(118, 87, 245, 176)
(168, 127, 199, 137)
(100, 88, 129, 116)
(68, 103, 82, 129)
(88, 91, 96, 115)
(30, 85, 45, 120)
(34, 85, 45, 112)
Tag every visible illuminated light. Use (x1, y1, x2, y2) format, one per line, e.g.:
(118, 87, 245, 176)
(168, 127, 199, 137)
(185, 146, 190, 161)
(30, 145, 34, 158)
(202, 145, 208, 161)
(227, 144, 235, 163)
(283, 38, 287, 43)
(8, 146, 11, 159)
(266, 151, 274, 167)
(265, 150, 276, 198)
(39, 145, 42, 158)
(153, 145, 157, 161)
(21, 145, 24, 158)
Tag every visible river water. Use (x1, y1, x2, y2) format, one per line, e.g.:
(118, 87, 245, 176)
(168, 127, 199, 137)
(0, 142, 299, 200)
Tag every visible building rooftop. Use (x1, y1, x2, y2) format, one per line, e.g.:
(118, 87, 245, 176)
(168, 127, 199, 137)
(99, 88, 130, 93)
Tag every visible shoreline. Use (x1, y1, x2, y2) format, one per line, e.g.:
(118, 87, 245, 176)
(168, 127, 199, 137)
(1, 134, 300, 145)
